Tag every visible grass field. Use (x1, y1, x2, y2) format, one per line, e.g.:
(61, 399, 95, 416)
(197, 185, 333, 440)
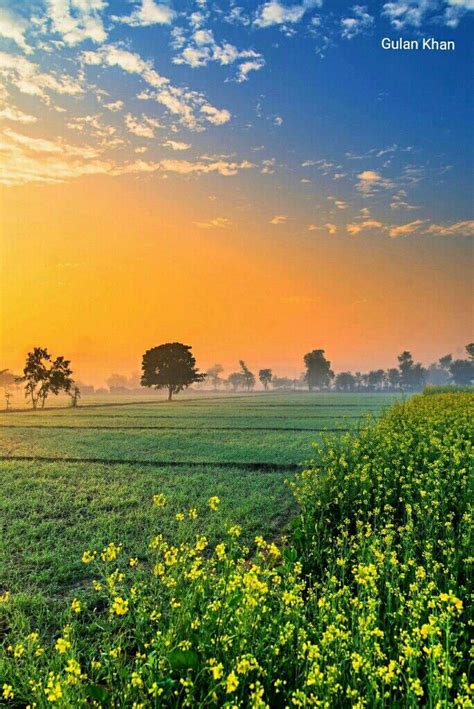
(0, 392, 396, 624)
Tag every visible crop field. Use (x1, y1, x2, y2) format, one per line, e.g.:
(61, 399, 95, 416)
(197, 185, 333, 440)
(0, 391, 472, 707)
(0, 393, 396, 615)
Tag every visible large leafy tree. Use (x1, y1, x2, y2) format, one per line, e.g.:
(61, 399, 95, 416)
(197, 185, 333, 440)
(259, 368, 272, 391)
(397, 351, 426, 391)
(141, 343, 204, 401)
(304, 349, 334, 391)
(449, 359, 474, 386)
(18, 347, 74, 409)
(335, 372, 356, 392)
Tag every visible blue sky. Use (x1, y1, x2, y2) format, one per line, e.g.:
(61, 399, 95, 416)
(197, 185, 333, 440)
(0, 0, 472, 234)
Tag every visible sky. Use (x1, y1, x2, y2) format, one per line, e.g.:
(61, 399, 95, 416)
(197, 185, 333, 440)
(0, 0, 473, 385)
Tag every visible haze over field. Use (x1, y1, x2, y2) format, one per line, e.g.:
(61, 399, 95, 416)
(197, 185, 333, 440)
(0, 0, 473, 384)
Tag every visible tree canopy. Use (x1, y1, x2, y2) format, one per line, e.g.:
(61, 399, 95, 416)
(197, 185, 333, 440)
(141, 343, 204, 401)
(18, 347, 75, 409)
(304, 350, 334, 390)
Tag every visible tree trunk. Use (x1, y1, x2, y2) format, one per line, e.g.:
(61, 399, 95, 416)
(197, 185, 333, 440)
(168, 387, 172, 401)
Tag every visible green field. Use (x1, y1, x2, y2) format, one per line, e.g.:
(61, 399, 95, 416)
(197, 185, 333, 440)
(0, 392, 396, 620)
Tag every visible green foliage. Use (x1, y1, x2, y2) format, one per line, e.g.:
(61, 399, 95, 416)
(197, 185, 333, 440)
(141, 343, 205, 400)
(0, 393, 471, 706)
(304, 350, 334, 390)
(423, 384, 473, 395)
(18, 348, 74, 409)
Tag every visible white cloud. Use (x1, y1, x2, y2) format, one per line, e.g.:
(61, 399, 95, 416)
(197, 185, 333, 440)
(163, 139, 191, 150)
(0, 51, 83, 103)
(254, 0, 321, 28)
(347, 219, 383, 234)
(0, 106, 37, 123)
(82, 44, 231, 130)
(114, 0, 175, 26)
(0, 7, 31, 53)
(46, 0, 107, 46)
(356, 169, 394, 194)
(274, 115, 284, 126)
(236, 57, 265, 82)
(270, 214, 287, 224)
(173, 29, 265, 82)
(341, 5, 374, 39)
(103, 100, 124, 112)
(325, 223, 337, 234)
(389, 219, 427, 237)
(125, 113, 163, 138)
(200, 104, 231, 125)
(195, 216, 230, 228)
(427, 220, 474, 237)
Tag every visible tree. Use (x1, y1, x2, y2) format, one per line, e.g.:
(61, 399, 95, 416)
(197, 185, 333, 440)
(367, 369, 385, 391)
(70, 384, 81, 408)
(0, 369, 16, 390)
(449, 359, 474, 386)
(259, 368, 272, 391)
(304, 349, 334, 391)
(397, 351, 426, 391)
(335, 372, 356, 392)
(239, 361, 255, 391)
(439, 354, 453, 370)
(206, 364, 224, 391)
(271, 376, 294, 390)
(141, 342, 204, 401)
(227, 372, 245, 391)
(18, 347, 74, 409)
(465, 343, 474, 361)
(106, 373, 129, 393)
(386, 368, 401, 390)
(426, 363, 450, 386)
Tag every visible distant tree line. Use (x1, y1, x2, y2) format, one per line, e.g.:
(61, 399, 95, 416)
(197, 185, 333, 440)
(2, 342, 473, 408)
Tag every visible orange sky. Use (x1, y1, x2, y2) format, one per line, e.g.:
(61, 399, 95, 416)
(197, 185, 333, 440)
(1, 174, 472, 386)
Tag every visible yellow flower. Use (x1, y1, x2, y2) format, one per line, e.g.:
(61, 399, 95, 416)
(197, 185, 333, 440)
(129, 557, 138, 567)
(45, 673, 62, 702)
(226, 671, 239, 693)
(228, 525, 242, 538)
(100, 542, 121, 562)
(152, 493, 167, 508)
(0, 591, 11, 604)
(81, 550, 96, 564)
(209, 660, 224, 680)
(176, 512, 185, 522)
(55, 638, 71, 654)
(111, 596, 129, 616)
(92, 580, 102, 591)
(208, 496, 220, 511)
(215, 543, 226, 560)
(2, 685, 14, 701)
(149, 682, 164, 697)
(65, 659, 81, 677)
(71, 598, 81, 613)
(131, 672, 143, 688)
(188, 508, 198, 519)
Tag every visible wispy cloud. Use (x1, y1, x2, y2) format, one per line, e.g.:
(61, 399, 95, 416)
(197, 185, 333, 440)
(45, 0, 107, 46)
(254, 0, 322, 28)
(341, 5, 374, 39)
(270, 214, 287, 224)
(82, 44, 231, 130)
(113, 0, 175, 27)
(195, 217, 231, 228)
(0, 7, 32, 53)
